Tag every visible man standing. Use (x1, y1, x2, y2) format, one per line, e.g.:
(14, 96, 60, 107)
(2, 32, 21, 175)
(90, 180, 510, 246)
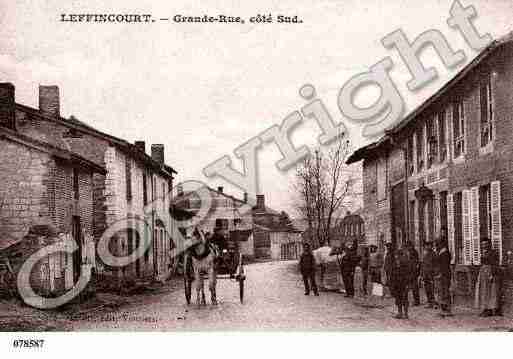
(299, 243, 318, 296)
(340, 243, 357, 298)
(404, 241, 421, 306)
(436, 238, 453, 317)
(421, 241, 437, 308)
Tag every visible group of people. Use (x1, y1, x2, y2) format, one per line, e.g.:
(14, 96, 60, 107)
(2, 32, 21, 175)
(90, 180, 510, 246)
(299, 228, 503, 320)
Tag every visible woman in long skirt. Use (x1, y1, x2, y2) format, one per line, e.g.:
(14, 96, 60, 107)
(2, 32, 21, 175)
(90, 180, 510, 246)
(475, 238, 501, 317)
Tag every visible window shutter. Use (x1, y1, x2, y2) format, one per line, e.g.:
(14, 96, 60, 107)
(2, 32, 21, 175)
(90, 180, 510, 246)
(49, 254, 56, 291)
(470, 186, 481, 265)
(490, 181, 503, 265)
(434, 195, 440, 238)
(462, 189, 473, 265)
(447, 193, 455, 264)
(64, 233, 74, 290)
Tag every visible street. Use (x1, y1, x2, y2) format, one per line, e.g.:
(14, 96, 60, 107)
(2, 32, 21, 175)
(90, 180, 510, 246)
(60, 261, 513, 331)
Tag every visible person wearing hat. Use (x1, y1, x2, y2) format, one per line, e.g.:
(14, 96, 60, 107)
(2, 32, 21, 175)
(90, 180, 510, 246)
(421, 240, 437, 308)
(299, 243, 319, 296)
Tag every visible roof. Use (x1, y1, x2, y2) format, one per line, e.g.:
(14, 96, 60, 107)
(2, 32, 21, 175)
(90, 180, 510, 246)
(15, 103, 177, 177)
(346, 31, 513, 164)
(0, 125, 106, 174)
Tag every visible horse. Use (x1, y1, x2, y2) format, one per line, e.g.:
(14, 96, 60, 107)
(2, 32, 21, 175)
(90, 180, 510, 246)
(189, 229, 217, 306)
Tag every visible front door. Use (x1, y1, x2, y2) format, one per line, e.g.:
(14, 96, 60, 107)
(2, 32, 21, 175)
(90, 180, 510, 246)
(72, 216, 82, 282)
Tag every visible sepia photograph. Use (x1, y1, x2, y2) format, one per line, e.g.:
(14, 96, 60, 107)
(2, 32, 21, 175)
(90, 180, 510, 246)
(0, 0, 512, 356)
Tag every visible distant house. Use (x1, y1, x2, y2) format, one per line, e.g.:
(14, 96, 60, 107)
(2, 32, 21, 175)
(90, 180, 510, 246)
(174, 186, 254, 258)
(252, 195, 301, 260)
(331, 211, 366, 249)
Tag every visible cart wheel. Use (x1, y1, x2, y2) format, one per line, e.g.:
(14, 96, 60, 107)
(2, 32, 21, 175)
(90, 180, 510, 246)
(183, 255, 193, 305)
(238, 253, 245, 304)
(184, 276, 192, 305)
(238, 277, 244, 304)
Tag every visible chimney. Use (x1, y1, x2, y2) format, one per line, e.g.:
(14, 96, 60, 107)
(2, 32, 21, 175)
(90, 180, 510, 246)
(0, 83, 15, 130)
(243, 192, 248, 203)
(176, 183, 184, 196)
(256, 194, 265, 211)
(151, 144, 164, 164)
(217, 186, 223, 193)
(134, 141, 146, 153)
(38, 85, 60, 117)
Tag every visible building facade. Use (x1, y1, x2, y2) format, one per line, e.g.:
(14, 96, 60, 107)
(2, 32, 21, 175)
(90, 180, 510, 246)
(252, 194, 300, 260)
(0, 113, 103, 303)
(347, 34, 513, 313)
(1, 83, 178, 287)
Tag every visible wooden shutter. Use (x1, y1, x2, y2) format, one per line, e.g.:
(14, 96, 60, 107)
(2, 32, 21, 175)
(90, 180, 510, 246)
(447, 193, 455, 264)
(490, 181, 503, 265)
(462, 189, 472, 265)
(470, 186, 481, 265)
(434, 195, 440, 238)
(49, 255, 56, 291)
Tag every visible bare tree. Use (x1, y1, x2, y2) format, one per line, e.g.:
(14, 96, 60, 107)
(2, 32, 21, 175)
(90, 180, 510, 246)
(293, 140, 360, 247)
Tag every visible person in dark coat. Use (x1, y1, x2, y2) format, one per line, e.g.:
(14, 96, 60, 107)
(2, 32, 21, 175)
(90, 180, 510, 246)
(299, 243, 318, 296)
(421, 240, 437, 308)
(404, 241, 421, 306)
(435, 238, 453, 317)
(390, 248, 412, 319)
(340, 242, 358, 297)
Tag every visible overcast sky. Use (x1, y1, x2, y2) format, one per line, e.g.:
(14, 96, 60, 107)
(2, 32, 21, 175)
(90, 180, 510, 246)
(1, 0, 512, 215)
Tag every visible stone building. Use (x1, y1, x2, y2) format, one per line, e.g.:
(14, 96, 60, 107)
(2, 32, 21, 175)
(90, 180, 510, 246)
(0, 115, 104, 303)
(347, 33, 513, 313)
(252, 195, 301, 260)
(1, 83, 178, 286)
(331, 211, 366, 249)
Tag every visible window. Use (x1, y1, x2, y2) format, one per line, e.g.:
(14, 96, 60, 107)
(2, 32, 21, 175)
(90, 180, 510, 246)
(454, 192, 463, 264)
(480, 76, 493, 147)
(125, 158, 132, 201)
(479, 184, 492, 240)
(215, 218, 229, 230)
(409, 200, 415, 242)
(377, 157, 387, 201)
(438, 109, 447, 162)
(152, 176, 157, 201)
(427, 116, 438, 168)
(407, 136, 414, 175)
(72, 168, 79, 200)
(234, 218, 242, 227)
(143, 172, 148, 205)
(416, 126, 424, 171)
(453, 99, 465, 158)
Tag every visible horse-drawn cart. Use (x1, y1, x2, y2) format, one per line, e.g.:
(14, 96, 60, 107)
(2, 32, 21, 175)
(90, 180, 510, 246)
(183, 229, 247, 305)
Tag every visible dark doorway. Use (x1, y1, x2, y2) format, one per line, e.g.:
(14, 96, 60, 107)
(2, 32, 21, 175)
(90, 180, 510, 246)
(72, 216, 82, 282)
(391, 181, 406, 248)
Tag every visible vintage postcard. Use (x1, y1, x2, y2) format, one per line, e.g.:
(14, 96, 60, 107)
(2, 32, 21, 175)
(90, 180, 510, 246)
(1, 0, 513, 352)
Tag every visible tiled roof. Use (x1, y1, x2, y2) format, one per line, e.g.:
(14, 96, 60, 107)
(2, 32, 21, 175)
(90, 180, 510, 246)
(347, 31, 513, 164)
